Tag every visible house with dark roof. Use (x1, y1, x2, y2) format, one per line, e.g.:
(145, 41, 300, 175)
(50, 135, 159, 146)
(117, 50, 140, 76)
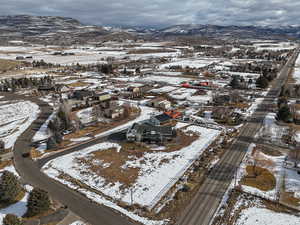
(126, 122, 176, 143)
(149, 113, 172, 126)
(72, 90, 94, 100)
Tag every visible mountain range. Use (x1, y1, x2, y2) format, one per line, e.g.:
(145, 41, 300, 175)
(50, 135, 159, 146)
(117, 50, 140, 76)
(0, 15, 299, 44)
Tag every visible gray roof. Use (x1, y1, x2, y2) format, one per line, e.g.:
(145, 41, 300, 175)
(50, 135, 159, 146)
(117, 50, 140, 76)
(132, 122, 173, 135)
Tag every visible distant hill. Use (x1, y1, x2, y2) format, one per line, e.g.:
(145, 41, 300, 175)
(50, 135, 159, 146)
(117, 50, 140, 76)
(152, 24, 300, 40)
(0, 15, 114, 44)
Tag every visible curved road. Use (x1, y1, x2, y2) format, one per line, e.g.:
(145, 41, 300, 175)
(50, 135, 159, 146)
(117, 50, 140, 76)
(10, 95, 137, 225)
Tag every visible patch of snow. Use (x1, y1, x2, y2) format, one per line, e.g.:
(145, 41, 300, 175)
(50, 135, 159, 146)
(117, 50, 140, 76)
(159, 58, 220, 69)
(285, 168, 300, 199)
(69, 221, 86, 225)
(0, 193, 28, 225)
(32, 112, 55, 142)
(0, 101, 40, 149)
(70, 137, 92, 142)
(235, 207, 300, 225)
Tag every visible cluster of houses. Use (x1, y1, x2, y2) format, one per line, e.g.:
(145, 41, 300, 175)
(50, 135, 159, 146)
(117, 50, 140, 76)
(68, 90, 127, 119)
(52, 51, 75, 56)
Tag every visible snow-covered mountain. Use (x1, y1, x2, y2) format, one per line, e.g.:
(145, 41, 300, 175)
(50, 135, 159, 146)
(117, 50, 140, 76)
(154, 24, 300, 39)
(0, 15, 112, 44)
(1, 15, 300, 44)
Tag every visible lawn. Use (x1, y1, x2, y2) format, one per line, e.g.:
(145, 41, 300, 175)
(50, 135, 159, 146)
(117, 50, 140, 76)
(241, 166, 276, 192)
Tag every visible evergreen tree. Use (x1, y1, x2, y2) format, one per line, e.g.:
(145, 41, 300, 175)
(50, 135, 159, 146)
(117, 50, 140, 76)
(256, 76, 269, 89)
(230, 76, 240, 89)
(57, 103, 72, 130)
(277, 105, 293, 123)
(26, 188, 51, 217)
(0, 171, 22, 203)
(3, 214, 23, 225)
(277, 97, 288, 108)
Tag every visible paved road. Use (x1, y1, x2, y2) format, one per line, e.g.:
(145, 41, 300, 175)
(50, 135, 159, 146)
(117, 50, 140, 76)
(11, 95, 137, 225)
(176, 50, 299, 225)
(37, 130, 127, 168)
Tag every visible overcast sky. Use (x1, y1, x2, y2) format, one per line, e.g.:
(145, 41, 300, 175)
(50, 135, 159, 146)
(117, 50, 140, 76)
(0, 0, 299, 27)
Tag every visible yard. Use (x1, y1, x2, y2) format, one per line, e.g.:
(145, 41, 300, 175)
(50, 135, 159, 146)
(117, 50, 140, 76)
(212, 190, 300, 225)
(42, 124, 220, 224)
(236, 145, 286, 201)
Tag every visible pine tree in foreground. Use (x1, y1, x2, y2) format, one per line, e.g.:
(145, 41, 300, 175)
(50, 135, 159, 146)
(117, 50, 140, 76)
(3, 214, 23, 225)
(26, 188, 51, 217)
(0, 171, 22, 203)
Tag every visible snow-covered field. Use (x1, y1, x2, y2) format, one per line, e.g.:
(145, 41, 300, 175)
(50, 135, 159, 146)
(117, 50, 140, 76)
(223, 71, 260, 79)
(254, 42, 296, 52)
(159, 58, 220, 69)
(76, 107, 94, 124)
(153, 72, 183, 76)
(284, 168, 300, 199)
(293, 53, 300, 84)
(136, 75, 192, 85)
(168, 88, 198, 100)
(0, 42, 182, 66)
(42, 125, 220, 224)
(235, 207, 300, 225)
(150, 86, 178, 94)
(0, 101, 40, 149)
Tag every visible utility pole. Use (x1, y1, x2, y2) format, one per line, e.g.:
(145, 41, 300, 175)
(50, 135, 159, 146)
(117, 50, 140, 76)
(234, 166, 238, 188)
(130, 188, 133, 205)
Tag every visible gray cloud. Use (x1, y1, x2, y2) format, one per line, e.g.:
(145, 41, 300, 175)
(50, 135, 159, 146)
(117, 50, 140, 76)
(0, 0, 299, 27)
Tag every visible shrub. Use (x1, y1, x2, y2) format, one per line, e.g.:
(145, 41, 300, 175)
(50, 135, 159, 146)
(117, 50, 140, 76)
(26, 188, 51, 217)
(3, 214, 23, 225)
(0, 171, 22, 203)
(181, 184, 190, 192)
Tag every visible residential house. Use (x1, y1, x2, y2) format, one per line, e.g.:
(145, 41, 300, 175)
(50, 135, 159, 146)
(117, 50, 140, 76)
(146, 97, 171, 110)
(104, 104, 125, 119)
(123, 84, 152, 99)
(126, 122, 176, 143)
(38, 84, 56, 92)
(55, 84, 70, 93)
(72, 90, 94, 101)
(149, 113, 172, 126)
(92, 92, 111, 108)
(165, 110, 182, 119)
